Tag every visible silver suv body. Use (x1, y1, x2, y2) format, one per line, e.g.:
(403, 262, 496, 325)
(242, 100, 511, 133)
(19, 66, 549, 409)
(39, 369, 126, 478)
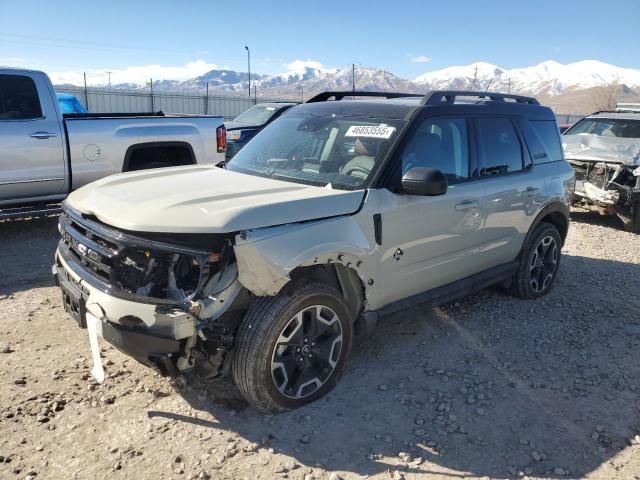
(53, 91, 575, 412)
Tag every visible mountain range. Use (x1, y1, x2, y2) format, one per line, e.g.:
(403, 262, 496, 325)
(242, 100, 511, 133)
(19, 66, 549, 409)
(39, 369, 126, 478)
(63, 60, 640, 113)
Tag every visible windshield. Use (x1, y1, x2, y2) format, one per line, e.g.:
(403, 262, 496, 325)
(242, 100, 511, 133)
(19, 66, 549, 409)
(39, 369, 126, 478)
(233, 104, 281, 124)
(565, 118, 640, 138)
(226, 115, 403, 190)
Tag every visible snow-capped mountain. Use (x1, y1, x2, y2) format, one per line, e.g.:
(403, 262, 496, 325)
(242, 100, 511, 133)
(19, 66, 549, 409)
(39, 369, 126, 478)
(413, 60, 640, 96)
(83, 60, 640, 110)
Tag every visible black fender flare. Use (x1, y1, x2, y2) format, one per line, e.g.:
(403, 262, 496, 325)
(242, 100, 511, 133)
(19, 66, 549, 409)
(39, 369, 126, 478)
(519, 202, 570, 257)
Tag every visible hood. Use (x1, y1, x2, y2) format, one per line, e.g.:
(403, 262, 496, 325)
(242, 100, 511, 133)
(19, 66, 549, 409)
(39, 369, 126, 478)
(66, 166, 365, 234)
(563, 134, 640, 166)
(225, 121, 261, 130)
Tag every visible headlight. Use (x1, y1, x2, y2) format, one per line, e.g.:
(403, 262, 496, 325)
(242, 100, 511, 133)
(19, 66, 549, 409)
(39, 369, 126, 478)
(227, 130, 242, 141)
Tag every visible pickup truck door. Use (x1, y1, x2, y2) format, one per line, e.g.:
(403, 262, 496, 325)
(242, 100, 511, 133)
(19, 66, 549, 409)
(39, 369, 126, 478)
(375, 115, 487, 307)
(0, 72, 66, 202)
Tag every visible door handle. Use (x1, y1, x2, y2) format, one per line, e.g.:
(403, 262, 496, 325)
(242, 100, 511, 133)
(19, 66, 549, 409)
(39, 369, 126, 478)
(455, 200, 480, 211)
(524, 186, 539, 196)
(30, 131, 58, 139)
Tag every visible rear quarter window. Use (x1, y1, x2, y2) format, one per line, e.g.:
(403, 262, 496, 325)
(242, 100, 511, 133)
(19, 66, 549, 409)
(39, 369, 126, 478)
(520, 119, 564, 164)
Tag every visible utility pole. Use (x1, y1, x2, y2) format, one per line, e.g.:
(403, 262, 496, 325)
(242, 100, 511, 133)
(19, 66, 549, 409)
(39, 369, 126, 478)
(352, 63, 355, 94)
(484, 79, 493, 93)
(244, 45, 251, 97)
(205, 81, 209, 115)
(150, 78, 154, 112)
(83, 72, 90, 111)
(106, 71, 112, 89)
(253, 85, 257, 104)
(472, 65, 478, 91)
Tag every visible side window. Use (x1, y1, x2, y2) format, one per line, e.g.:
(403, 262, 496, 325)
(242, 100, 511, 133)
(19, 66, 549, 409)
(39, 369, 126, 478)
(400, 116, 469, 183)
(0, 74, 43, 120)
(477, 117, 523, 176)
(530, 120, 563, 162)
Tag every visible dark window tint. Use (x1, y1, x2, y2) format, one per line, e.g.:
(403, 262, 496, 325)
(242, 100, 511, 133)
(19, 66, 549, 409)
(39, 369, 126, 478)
(477, 117, 523, 176)
(400, 116, 469, 183)
(531, 121, 563, 161)
(0, 75, 43, 120)
(522, 120, 563, 164)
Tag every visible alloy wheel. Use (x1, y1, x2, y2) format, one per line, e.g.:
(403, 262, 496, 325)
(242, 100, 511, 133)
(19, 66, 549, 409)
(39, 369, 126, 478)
(271, 305, 343, 399)
(529, 235, 558, 293)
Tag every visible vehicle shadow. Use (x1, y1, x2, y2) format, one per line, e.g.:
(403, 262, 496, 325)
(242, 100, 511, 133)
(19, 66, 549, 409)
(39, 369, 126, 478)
(0, 215, 60, 298)
(168, 253, 640, 479)
(570, 208, 627, 231)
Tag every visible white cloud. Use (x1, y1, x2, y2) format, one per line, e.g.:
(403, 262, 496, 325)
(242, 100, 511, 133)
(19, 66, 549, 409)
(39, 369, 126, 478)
(49, 60, 218, 86)
(281, 59, 326, 73)
(410, 55, 432, 64)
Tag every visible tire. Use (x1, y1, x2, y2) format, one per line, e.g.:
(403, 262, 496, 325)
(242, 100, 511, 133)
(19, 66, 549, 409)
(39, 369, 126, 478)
(511, 222, 562, 299)
(624, 192, 640, 234)
(232, 281, 353, 413)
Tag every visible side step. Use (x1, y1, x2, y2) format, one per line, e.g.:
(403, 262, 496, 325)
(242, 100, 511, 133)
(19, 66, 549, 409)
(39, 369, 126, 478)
(0, 203, 62, 221)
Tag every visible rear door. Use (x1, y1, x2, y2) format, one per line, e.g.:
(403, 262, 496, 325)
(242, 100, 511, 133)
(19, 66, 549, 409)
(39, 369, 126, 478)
(474, 116, 538, 264)
(0, 72, 66, 202)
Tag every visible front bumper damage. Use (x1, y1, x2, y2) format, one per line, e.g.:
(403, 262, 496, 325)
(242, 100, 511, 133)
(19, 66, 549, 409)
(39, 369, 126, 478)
(568, 158, 640, 222)
(53, 205, 244, 380)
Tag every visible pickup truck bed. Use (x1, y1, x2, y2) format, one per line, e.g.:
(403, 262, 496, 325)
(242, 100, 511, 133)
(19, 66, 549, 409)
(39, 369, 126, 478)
(0, 67, 226, 215)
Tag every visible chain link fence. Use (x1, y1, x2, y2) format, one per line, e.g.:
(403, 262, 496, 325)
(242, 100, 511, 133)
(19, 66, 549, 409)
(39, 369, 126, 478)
(55, 85, 300, 120)
(55, 85, 585, 125)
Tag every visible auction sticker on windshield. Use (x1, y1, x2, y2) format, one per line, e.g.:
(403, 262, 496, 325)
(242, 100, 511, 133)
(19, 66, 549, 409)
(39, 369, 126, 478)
(345, 125, 396, 139)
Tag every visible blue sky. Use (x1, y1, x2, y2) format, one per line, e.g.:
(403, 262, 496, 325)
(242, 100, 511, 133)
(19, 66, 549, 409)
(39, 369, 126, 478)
(1, 0, 639, 85)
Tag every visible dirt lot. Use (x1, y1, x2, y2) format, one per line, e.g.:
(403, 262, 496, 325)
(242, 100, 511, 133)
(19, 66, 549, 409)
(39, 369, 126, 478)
(1, 210, 640, 480)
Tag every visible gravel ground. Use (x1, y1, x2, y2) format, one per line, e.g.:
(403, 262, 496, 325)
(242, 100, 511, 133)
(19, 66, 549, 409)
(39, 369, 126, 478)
(1, 209, 640, 480)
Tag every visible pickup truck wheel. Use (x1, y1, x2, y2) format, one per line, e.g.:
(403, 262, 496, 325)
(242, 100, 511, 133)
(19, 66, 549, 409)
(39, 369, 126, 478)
(232, 282, 353, 413)
(511, 222, 562, 299)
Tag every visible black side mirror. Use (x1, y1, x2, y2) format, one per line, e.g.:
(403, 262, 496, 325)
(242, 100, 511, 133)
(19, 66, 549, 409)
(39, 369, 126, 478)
(401, 167, 448, 196)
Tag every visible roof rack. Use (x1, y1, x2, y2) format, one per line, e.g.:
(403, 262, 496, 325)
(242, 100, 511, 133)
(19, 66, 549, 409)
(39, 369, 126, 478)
(421, 90, 539, 106)
(305, 91, 423, 103)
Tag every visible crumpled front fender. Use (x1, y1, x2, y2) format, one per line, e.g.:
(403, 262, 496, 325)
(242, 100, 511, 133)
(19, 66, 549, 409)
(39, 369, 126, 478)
(233, 215, 376, 299)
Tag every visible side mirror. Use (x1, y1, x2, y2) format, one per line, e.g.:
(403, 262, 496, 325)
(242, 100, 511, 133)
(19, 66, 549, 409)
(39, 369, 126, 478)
(401, 167, 448, 196)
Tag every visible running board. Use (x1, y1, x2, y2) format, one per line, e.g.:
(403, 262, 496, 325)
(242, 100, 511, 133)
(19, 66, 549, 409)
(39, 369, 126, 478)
(0, 203, 62, 220)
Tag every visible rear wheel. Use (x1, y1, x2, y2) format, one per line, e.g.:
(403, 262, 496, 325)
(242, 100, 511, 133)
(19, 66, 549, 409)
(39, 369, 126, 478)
(511, 222, 562, 299)
(232, 282, 353, 412)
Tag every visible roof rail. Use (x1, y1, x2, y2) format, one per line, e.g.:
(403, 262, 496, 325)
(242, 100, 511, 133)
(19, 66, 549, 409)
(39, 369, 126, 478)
(421, 90, 539, 106)
(305, 91, 423, 103)
(616, 103, 640, 113)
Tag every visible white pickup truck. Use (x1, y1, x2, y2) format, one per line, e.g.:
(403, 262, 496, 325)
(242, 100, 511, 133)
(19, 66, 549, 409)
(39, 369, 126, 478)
(0, 67, 226, 218)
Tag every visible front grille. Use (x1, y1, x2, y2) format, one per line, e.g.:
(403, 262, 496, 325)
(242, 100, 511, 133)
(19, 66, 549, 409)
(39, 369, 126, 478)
(60, 212, 117, 282)
(58, 205, 216, 304)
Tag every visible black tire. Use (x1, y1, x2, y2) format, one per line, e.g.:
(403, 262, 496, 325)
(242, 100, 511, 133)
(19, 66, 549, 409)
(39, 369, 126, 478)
(232, 282, 353, 413)
(511, 222, 562, 299)
(624, 193, 640, 234)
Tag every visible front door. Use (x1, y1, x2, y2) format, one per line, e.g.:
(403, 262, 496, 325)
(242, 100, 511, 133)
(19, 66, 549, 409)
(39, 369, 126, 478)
(375, 115, 487, 307)
(0, 72, 66, 202)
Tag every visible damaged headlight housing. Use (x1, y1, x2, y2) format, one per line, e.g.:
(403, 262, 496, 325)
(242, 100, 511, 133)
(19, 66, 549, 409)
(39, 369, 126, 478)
(59, 206, 232, 306)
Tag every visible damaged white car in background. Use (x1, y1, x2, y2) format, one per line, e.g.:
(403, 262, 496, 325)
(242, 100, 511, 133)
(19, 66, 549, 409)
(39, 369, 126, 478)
(563, 109, 640, 233)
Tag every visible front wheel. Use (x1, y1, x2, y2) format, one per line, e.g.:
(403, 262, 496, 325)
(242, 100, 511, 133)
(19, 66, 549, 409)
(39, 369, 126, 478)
(511, 222, 562, 299)
(232, 282, 353, 412)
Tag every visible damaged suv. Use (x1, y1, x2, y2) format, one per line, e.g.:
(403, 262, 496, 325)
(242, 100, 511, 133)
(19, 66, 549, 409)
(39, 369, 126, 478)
(563, 108, 640, 232)
(53, 90, 575, 412)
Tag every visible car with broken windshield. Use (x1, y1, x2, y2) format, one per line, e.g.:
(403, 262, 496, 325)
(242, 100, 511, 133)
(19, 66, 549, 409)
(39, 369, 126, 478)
(53, 90, 574, 412)
(563, 106, 640, 232)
